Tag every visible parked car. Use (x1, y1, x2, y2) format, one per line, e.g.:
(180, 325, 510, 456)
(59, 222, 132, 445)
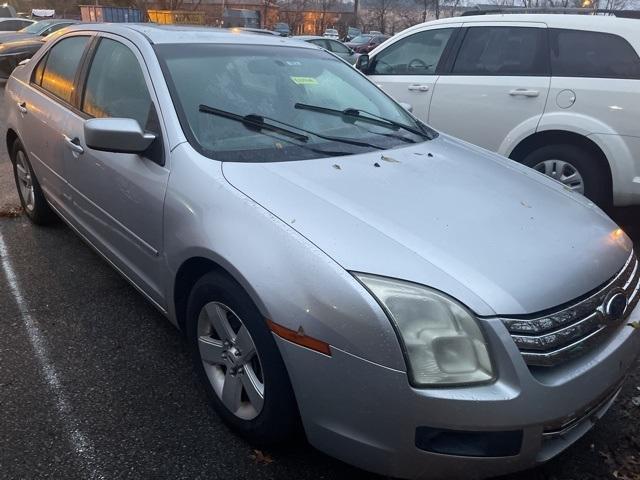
(0, 19, 78, 44)
(294, 35, 358, 63)
(0, 18, 35, 31)
(358, 14, 640, 207)
(345, 26, 361, 42)
(0, 4, 17, 17)
(0, 35, 46, 79)
(323, 28, 339, 40)
(346, 33, 389, 53)
(5, 23, 640, 480)
(273, 22, 290, 36)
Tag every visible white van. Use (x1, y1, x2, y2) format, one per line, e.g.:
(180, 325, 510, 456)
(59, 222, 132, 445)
(359, 14, 640, 207)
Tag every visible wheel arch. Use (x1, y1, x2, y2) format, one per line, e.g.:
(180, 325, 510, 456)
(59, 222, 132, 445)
(173, 254, 267, 334)
(508, 129, 613, 201)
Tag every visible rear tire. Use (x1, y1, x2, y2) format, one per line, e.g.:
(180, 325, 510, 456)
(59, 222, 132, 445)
(10, 139, 56, 225)
(186, 270, 299, 445)
(521, 144, 611, 208)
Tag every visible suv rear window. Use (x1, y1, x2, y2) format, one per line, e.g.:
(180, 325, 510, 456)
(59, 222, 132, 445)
(452, 26, 548, 76)
(550, 29, 640, 79)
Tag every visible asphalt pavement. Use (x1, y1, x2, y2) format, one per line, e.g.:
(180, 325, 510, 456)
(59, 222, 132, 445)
(1, 80, 639, 480)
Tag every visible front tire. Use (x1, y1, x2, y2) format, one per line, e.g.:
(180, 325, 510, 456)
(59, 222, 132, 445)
(10, 139, 56, 225)
(186, 271, 299, 445)
(521, 144, 611, 208)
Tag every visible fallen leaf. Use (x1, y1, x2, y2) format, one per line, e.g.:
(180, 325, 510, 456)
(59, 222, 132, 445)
(332, 164, 341, 170)
(0, 205, 22, 218)
(250, 449, 274, 465)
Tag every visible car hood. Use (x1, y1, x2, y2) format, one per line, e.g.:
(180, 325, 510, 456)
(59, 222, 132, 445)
(222, 135, 632, 316)
(0, 32, 34, 44)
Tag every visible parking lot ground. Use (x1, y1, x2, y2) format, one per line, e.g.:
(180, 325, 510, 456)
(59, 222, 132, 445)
(1, 82, 639, 480)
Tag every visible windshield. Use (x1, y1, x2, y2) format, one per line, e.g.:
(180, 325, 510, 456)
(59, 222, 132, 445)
(157, 44, 433, 162)
(350, 35, 372, 44)
(20, 20, 53, 34)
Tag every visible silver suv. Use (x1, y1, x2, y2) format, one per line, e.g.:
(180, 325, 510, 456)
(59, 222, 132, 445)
(4, 24, 640, 479)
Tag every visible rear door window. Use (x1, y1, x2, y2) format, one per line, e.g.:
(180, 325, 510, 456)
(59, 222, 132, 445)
(0, 20, 19, 30)
(309, 39, 330, 50)
(452, 26, 548, 76)
(35, 36, 90, 103)
(372, 28, 454, 75)
(550, 29, 640, 79)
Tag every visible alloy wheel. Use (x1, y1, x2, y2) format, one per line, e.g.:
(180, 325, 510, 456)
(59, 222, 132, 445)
(533, 159, 585, 194)
(15, 151, 35, 211)
(197, 301, 265, 420)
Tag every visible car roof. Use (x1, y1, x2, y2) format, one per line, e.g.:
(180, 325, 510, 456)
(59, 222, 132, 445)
(406, 13, 639, 35)
(294, 35, 325, 40)
(62, 23, 319, 47)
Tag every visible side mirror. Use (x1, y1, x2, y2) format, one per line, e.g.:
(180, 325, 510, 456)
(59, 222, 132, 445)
(84, 118, 156, 154)
(355, 54, 370, 73)
(399, 102, 413, 113)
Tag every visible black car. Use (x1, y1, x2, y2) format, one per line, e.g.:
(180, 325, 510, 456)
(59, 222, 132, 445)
(0, 19, 78, 45)
(0, 36, 45, 79)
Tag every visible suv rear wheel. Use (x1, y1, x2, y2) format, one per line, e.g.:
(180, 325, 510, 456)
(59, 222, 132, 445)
(521, 144, 611, 208)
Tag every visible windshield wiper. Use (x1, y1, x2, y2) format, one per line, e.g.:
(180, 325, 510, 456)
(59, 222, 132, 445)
(200, 104, 384, 151)
(199, 105, 309, 142)
(294, 103, 433, 140)
(199, 104, 353, 157)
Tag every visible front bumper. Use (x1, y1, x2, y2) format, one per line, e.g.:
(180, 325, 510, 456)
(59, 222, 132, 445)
(275, 302, 640, 479)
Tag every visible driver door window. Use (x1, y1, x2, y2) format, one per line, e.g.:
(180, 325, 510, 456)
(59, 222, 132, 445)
(367, 27, 457, 122)
(81, 37, 154, 130)
(372, 28, 453, 75)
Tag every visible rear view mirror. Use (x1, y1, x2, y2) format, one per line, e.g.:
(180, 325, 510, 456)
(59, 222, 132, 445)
(84, 118, 156, 154)
(356, 54, 370, 73)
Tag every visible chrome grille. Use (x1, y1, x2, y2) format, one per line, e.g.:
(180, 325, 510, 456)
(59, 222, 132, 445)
(502, 251, 639, 367)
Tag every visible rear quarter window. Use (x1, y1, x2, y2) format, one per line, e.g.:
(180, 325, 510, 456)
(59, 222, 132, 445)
(550, 29, 640, 79)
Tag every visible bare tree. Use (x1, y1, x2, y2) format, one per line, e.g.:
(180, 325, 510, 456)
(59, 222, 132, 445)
(279, 0, 311, 34)
(319, 0, 338, 32)
(365, 0, 393, 33)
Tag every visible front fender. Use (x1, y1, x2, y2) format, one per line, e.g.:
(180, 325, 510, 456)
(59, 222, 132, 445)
(164, 143, 407, 371)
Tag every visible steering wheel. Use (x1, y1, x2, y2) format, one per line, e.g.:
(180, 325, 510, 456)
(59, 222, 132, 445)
(408, 58, 429, 71)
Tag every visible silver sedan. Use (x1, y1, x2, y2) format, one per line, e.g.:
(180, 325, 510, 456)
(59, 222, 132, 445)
(4, 24, 640, 480)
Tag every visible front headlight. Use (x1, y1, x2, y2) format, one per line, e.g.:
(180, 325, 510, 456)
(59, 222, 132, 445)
(355, 273, 494, 387)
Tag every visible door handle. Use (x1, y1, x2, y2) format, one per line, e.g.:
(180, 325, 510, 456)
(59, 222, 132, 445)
(17, 102, 27, 114)
(63, 135, 84, 155)
(408, 84, 430, 92)
(509, 89, 539, 97)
